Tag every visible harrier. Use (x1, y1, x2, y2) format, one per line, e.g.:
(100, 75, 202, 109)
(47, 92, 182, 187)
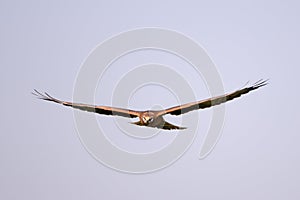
(33, 79, 267, 130)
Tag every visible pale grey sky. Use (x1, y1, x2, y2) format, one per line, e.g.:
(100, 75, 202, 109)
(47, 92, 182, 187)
(1, 0, 300, 199)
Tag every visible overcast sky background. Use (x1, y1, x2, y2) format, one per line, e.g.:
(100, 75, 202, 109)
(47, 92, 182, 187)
(1, 0, 300, 199)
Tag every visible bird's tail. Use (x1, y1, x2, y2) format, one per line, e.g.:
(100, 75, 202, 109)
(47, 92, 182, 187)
(161, 121, 186, 130)
(131, 121, 186, 130)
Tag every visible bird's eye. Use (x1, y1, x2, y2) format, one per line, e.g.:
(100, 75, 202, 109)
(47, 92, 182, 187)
(149, 118, 153, 123)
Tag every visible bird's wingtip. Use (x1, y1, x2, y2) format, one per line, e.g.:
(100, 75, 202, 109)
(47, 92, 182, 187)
(31, 89, 61, 103)
(253, 79, 269, 89)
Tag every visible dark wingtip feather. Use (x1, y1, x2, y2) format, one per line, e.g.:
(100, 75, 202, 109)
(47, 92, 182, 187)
(251, 79, 269, 89)
(32, 89, 48, 100)
(32, 89, 62, 103)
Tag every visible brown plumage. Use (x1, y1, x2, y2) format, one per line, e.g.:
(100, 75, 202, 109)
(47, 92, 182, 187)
(33, 79, 268, 130)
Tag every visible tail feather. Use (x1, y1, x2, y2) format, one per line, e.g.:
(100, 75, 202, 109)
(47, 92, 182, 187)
(162, 121, 186, 130)
(131, 121, 186, 130)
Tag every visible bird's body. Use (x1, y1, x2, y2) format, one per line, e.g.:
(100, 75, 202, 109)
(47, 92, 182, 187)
(33, 79, 268, 130)
(132, 112, 183, 129)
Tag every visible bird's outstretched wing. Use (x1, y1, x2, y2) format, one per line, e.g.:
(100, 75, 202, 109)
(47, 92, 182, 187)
(159, 79, 268, 116)
(32, 90, 140, 118)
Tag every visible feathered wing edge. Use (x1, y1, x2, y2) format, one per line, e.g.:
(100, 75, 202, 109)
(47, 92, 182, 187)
(32, 89, 140, 118)
(160, 79, 268, 116)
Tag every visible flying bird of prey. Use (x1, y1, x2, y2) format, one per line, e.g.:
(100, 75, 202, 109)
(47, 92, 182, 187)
(33, 79, 267, 130)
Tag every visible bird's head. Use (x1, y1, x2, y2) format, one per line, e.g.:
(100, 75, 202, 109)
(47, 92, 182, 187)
(141, 112, 154, 124)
